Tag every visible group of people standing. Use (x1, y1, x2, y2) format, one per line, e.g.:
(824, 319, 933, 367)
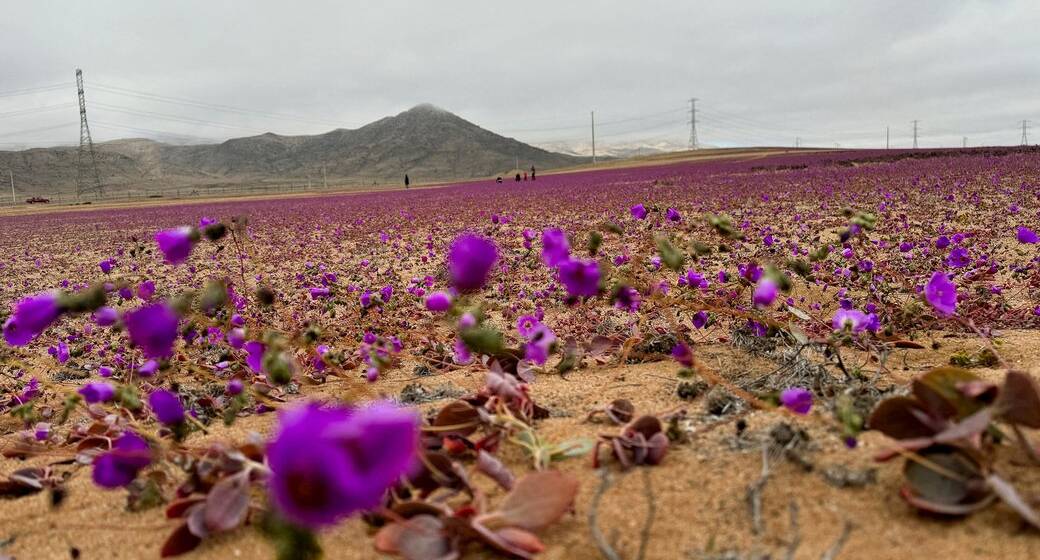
(404, 165, 537, 188)
(496, 166, 536, 184)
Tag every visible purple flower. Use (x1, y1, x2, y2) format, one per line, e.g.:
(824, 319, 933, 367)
(137, 359, 159, 377)
(523, 324, 557, 365)
(93, 306, 119, 327)
(79, 382, 116, 404)
(558, 259, 600, 298)
(244, 341, 266, 373)
(125, 304, 179, 358)
(92, 432, 152, 488)
(425, 291, 453, 312)
(666, 208, 682, 222)
(680, 269, 709, 290)
(154, 226, 199, 265)
(692, 311, 709, 329)
(149, 390, 185, 425)
(267, 401, 419, 529)
(630, 204, 648, 220)
(612, 286, 640, 313)
(935, 235, 950, 249)
(540, 228, 570, 267)
(780, 388, 813, 415)
(924, 271, 957, 317)
(752, 277, 779, 308)
(448, 234, 498, 292)
(1017, 226, 1039, 244)
(226, 378, 244, 396)
(832, 309, 869, 333)
(98, 366, 114, 377)
(3, 291, 63, 346)
(671, 341, 694, 367)
(137, 280, 156, 301)
(99, 259, 115, 274)
(309, 287, 331, 299)
(380, 285, 394, 303)
(227, 328, 246, 349)
(516, 314, 540, 337)
(946, 247, 970, 268)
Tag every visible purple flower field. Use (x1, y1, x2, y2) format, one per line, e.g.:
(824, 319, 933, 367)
(1, 147, 1040, 559)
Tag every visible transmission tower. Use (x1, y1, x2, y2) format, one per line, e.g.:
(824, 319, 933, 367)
(76, 69, 103, 199)
(688, 98, 698, 150)
(911, 120, 919, 149)
(1022, 120, 1030, 146)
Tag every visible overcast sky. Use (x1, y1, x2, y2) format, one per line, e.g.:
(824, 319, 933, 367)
(1, 1, 1038, 152)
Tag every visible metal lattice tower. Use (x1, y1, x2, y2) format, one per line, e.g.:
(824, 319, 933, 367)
(1022, 120, 1030, 146)
(76, 69, 103, 199)
(911, 120, 919, 149)
(688, 98, 698, 149)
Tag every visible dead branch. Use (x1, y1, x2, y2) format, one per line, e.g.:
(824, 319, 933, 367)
(819, 521, 855, 560)
(589, 468, 623, 560)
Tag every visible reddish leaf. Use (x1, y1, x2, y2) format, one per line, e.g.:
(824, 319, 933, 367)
(160, 523, 202, 557)
(203, 471, 251, 533)
(987, 474, 1040, 529)
(899, 485, 994, 516)
(495, 527, 546, 554)
(913, 367, 987, 420)
(431, 401, 480, 436)
(997, 370, 1040, 428)
(386, 514, 453, 560)
(933, 408, 994, 443)
(165, 497, 205, 519)
(868, 397, 936, 440)
(485, 470, 579, 531)
(891, 340, 926, 349)
(476, 450, 515, 490)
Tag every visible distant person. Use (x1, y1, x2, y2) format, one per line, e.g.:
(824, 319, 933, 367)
(531, 166, 536, 180)
(515, 173, 521, 182)
(496, 176, 503, 184)
(523, 171, 528, 181)
(404, 174, 410, 188)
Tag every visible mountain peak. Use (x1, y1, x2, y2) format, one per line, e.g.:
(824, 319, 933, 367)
(405, 103, 446, 114)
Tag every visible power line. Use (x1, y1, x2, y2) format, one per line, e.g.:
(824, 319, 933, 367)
(92, 82, 361, 129)
(92, 102, 270, 133)
(0, 83, 73, 98)
(0, 102, 78, 120)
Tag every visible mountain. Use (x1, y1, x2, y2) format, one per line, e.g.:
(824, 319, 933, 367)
(535, 139, 695, 159)
(0, 104, 583, 196)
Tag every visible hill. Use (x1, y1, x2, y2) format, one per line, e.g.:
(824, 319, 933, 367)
(0, 104, 582, 196)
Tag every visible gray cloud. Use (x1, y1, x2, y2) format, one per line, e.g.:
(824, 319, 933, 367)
(1, 0, 1037, 151)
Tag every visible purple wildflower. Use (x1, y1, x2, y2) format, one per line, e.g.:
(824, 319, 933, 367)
(92, 432, 152, 488)
(780, 388, 813, 415)
(630, 204, 647, 220)
(424, 291, 453, 312)
(832, 309, 869, 333)
(93, 306, 119, 327)
(3, 291, 63, 346)
(154, 226, 199, 265)
(1017, 226, 1039, 244)
(540, 228, 570, 267)
(752, 277, 779, 308)
(266, 401, 419, 529)
(558, 259, 600, 298)
(149, 390, 185, 426)
(924, 271, 957, 316)
(79, 382, 116, 404)
(666, 208, 681, 222)
(448, 234, 498, 292)
(125, 304, 179, 358)
(671, 341, 694, 367)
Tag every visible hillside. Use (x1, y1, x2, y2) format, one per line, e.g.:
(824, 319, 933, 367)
(0, 104, 582, 196)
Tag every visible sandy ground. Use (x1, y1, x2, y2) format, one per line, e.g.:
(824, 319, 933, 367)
(2, 330, 1038, 560)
